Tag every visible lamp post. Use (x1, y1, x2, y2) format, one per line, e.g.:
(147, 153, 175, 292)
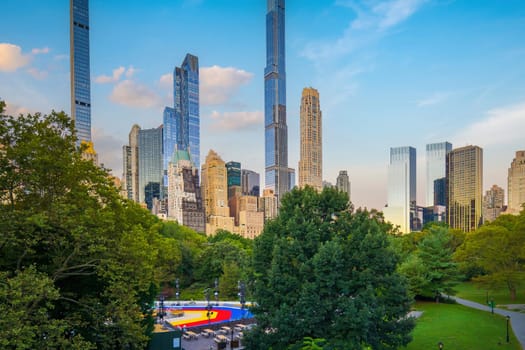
(205, 288, 212, 324)
(238, 280, 246, 310)
(158, 294, 165, 323)
(438, 341, 443, 349)
(214, 278, 219, 306)
(175, 278, 180, 306)
(506, 315, 511, 343)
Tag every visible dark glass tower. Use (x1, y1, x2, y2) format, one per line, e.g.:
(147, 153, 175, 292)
(174, 54, 200, 170)
(265, 0, 291, 202)
(70, 0, 92, 142)
(138, 126, 163, 210)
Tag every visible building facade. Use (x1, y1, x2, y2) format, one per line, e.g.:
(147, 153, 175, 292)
(336, 170, 351, 203)
(174, 54, 200, 170)
(265, 0, 293, 202)
(259, 189, 278, 222)
(446, 145, 483, 232)
(383, 146, 417, 233)
(241, 169, 260, 197)
(163, 106, 177, 194)
(201, 150, 235, 235)
(138, 126, 163, 210)
(508, 150, 525, 214)
(226, 161, 241, 188)
(298, 87, 322, 191)
(482, 184, 505, 223)
(122, 145, 132, 199)
(426, 142, 452, 207)
(167, 149, 205, 233)
(70, 0, 92, 143)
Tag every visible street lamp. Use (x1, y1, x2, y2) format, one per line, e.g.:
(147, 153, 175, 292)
(158, 295, 165, 323)
(506, 315, 511, 343)
(175, 278, 180, 306)
(205, 288, 212, 324)
(438, 341, 443, 349)
(214, 278, 219, 306)
(238, 280, 246, 310)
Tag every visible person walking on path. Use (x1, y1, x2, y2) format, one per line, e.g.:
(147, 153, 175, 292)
(449, 295, 525, 349)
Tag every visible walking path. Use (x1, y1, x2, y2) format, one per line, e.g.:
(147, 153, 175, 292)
(449, 296, 525, 349)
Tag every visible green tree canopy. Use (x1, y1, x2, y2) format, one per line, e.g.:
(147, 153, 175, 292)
(244, 186, 414, 349)
(0, 105, 177, 348)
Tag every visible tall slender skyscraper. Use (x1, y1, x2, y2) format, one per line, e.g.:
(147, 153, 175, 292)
(174, 54, 200, 170)
(298, 87, 322, 191)
(138, 126, 163, 209)
(383, 147, 416, 233)
(163, 106, 177, 193)
(446, 145, 483, 232)
(70, 0, 92, 143)
(426, 142, 452, 206)
(508, 150, 525, 214)
(265, 0, 293, 202)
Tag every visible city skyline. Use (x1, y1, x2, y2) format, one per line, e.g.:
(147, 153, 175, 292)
(1, 0, 525, 210)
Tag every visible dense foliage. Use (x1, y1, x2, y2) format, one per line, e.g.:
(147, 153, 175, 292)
(244, 186, 414, 350)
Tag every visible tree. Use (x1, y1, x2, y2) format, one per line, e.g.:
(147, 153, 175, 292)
(0, 105, 175, 348)
(244, 186, 414, 349)
(455, 213, 525, 300)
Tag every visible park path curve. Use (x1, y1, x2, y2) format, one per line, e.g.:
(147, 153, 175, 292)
(449, 296, 525, 350)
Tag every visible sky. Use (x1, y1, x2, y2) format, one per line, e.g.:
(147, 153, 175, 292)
(1, 0, 525, 210)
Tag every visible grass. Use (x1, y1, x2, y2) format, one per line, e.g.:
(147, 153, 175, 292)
(405, 302, 521, 350)
(455, 280, 525, 306)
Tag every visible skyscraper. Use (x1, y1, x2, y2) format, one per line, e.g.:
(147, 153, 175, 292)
(508, 150, 525, 214)
(383, 147, 416, 233)
(174, 54, 200, 170)
(446, 145, 483, 232)
(201, 150, 235, 235)
(167, 149, 205, 233)
(265, 0, 293, 202)
(163, 107, 177, 194)
(298, 87, 322, 191)
(336, 170, 351, 203)
(226, 161, 241, 188)
(482, 184, 504, 223)
(70, 0, 92, 143)
(138, 126, 163, 209)
(122, 145, 132, 199)
(129, 124, 140, 202)
(426, 142, 452, 206)
(241, 169, 260, 197)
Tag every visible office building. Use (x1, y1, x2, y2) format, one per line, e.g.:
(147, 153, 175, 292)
(446, 145, 483, 232)
(237, 196, 264, 239)
(426, 142, 452, 206)
(383, 146, 417, 233)
(259, 189, 278, 222)
(226, 161, 241, 188)
(174, 54, 200, 169)
(201, 150, 235, 235)
(122, 124, 141, 202)
(167, 149, 205, 233)
(298, 87, 322, 191)
(138, 126, 163, 210)
(163, 107, 177, 194)
(336, 170, 351, 203)
(122, 145, 132, 199)
(483, 184, 505, 223)
(508, 150, 525, 214)
(241, 169, 260, 197)
(70, 0, 92, 143)
(265, 0, 293, 202)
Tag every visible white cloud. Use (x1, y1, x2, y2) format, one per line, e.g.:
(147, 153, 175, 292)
(31, 47, 50, 55)
(125, 65, 137, 79)
(54, 54, 68, 61)
(200, 66, 253, 105)
(417, 92, 449, 107)
(302, 0, 427, 61)
(0, 43, 32, 72)
(3, 101, 33, 116)
(26, 67, 48, 80)
(95, 66, 126, 84)
(92, 128, 125, 177)
(110, 79, 161, 108)
(159, 73, 172, 88)
(208, 110, 263, 131)
(452, 102, 525, 147)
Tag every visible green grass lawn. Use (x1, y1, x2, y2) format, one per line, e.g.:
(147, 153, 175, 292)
(455, 280, 525, 306)
(405, 302, 521, 350)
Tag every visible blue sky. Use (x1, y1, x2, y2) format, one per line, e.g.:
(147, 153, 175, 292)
(1, 0, 524, 210)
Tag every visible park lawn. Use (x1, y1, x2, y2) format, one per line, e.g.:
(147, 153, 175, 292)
(405, 302, 521, 350)
(455, 280, 525, 306)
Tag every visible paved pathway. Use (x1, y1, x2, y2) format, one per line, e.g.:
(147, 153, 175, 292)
(449, 296, 525, 349)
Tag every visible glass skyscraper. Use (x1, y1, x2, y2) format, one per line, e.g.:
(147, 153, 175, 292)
(70, 0, 91, 143)
(426, 142, 452, 207)
(265, 0, 292, 202)
(174, 54, 200, 170)
(138, 127, 163, 210)
(163, 106, 177, 193)
(383, 146, 416, 233)
(226, 161, 242, 187)
(242, 169, 260, 197)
